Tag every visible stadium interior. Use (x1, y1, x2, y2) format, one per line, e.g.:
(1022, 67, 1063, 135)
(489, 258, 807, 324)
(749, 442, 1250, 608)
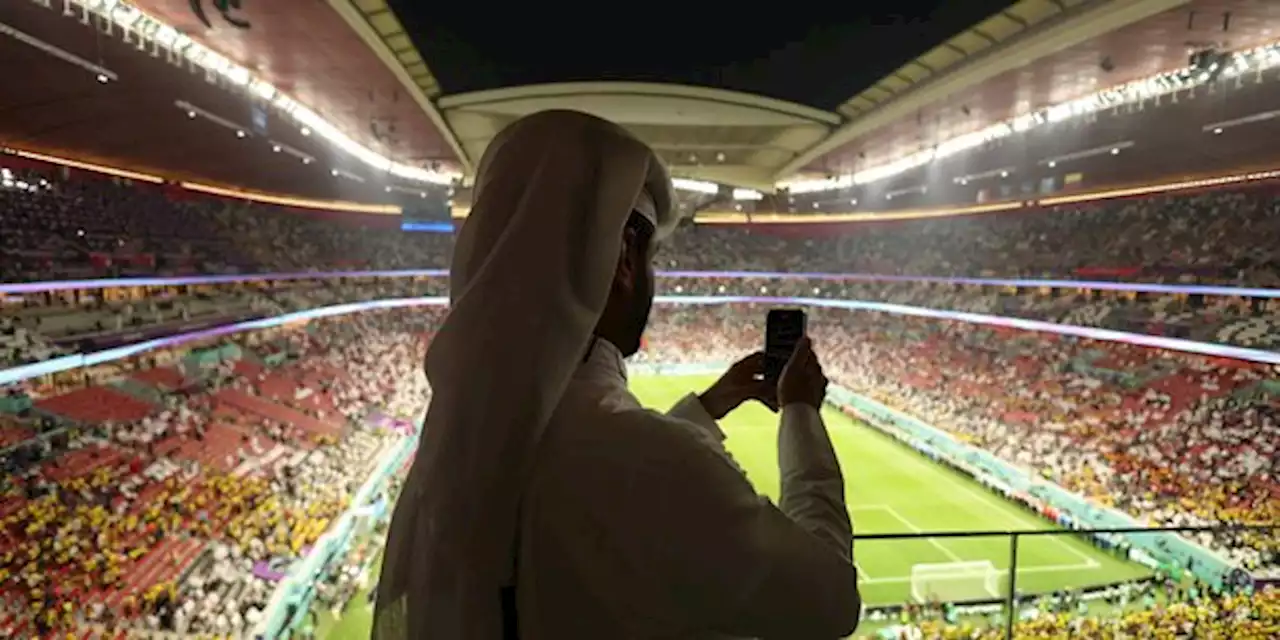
(2, 0, 1280, 638)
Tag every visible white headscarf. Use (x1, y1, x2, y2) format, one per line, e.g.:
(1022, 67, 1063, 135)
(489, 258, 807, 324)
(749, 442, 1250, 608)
(374, 110, 676, 639)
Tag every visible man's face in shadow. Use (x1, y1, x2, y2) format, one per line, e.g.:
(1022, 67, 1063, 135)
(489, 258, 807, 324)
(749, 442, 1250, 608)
(604, 214, 657, 357)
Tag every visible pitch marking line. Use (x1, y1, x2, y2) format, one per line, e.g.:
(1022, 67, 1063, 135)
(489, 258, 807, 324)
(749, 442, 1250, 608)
(937, 478, 1101, 568)
(854, 561, 874, 581)
(859, 561, 1099, 585)
(849, 505, 889, 579)
(831, 416, 1101, 568)
(879, 505, 966, 563)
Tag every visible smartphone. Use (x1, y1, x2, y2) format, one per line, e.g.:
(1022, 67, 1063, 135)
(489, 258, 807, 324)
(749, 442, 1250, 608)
(764, 308, 807, 380)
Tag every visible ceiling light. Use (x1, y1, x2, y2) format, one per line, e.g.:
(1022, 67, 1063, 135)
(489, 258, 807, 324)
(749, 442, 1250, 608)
(1049, 161, 1057, 168)
(1213, 127, 1224, 135)
(236, 130, 246, 138)
(302, 157, 312, 164)
(1111, 148, 1120, 155)
(330, 169, 338, 176)
(301, 127, 311, 136)
(1000, 171, 1009, 178)
(96, 74, 109, 84)
(187, 111, 196, 118)
(271, 144, 282, 152)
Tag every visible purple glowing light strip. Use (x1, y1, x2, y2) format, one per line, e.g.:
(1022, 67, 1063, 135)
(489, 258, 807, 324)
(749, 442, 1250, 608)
(0, 270, 449, 294)
(659, 270, 1280, 299)
(4, 295, 1277, 388)
(0, 297, 447, 386)
(4, 269, 1280, 298)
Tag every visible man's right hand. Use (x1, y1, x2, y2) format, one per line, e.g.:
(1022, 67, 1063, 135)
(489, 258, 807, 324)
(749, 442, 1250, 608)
(777, 336, 828, 409)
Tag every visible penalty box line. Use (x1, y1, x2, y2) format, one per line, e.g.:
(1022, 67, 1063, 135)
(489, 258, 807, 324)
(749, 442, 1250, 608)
(849, 505, 1101, 584)
(849, 505, 890, 580)
(833, 414, 1101, 568)
(853, 505, 966, 564)
(859, 560, 1103, 585)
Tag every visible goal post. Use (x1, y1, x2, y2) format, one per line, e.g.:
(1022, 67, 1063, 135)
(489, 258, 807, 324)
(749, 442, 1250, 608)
(909, 560, 1001, 603)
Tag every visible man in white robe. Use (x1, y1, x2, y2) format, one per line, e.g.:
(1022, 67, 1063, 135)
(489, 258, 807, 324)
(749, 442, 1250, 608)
(375, 109, 859, 639)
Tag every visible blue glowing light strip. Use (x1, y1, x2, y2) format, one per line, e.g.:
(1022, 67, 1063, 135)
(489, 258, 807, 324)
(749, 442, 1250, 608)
(4, 295, 1277, 388)
(400, 221, 454, 233)
(0, 271, 449, 293)
(659, 270, 1280, 299)
(0, 297, 447, 386)
(5, 269, 1280, 298)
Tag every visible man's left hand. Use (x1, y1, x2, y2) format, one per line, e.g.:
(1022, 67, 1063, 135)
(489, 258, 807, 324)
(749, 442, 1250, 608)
(698, 352, 779, 420)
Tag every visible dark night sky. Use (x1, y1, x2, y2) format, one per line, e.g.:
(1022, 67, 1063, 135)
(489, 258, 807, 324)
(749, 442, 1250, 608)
(389, 1, 1016, 112)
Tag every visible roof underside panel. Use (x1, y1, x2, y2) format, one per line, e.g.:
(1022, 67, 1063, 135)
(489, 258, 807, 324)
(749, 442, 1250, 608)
(837, 0, 1083, 120)
(127, 0, 454, 167)
(815, 0, 1280, 176)
(0, 0, 432, 202)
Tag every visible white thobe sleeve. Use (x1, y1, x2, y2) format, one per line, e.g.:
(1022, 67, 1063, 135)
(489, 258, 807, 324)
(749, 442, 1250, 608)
(626, 395, 859, 638)
(667, 393, 727, 439)
(668, 393, 852, 563)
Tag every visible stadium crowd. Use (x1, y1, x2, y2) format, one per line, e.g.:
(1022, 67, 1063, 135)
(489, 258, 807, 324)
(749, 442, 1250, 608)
(0, 308, 431, 638)
(639, 305, 1279, 578)
(897, 585, 1279, 639)
(658, 187, 1280, 284)
(0, 167, 453, 283)
(7, 168, 1280, 370)
(3, 164, 1280, 638)
(4, 165, 1280, 285)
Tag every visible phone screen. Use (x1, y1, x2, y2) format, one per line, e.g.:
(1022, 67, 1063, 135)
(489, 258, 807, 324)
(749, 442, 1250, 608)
(764, 309, 806, 380)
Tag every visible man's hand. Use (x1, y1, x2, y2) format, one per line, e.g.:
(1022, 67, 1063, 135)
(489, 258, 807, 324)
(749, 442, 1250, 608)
(778, 336, 827, 409)
(699, 352, 779, 420)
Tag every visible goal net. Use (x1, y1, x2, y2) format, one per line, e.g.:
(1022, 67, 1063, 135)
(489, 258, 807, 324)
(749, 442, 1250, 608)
(909, 560, 1000, 603)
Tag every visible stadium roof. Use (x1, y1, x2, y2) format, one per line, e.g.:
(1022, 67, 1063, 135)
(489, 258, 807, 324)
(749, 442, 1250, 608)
(1, 0, 460, 204)
(4, 0, 1279, 206)
(785, 0, 1280, 183)
(436, 83, 840, 192)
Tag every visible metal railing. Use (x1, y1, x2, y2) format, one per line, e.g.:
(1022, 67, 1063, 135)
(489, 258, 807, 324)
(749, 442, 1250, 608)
(851, 524, 1278, 639)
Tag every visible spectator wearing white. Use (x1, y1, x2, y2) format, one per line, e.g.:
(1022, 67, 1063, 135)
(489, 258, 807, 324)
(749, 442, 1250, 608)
(375, 110, 859, 640)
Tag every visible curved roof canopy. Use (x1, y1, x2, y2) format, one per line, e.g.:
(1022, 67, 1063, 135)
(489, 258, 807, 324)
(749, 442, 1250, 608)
(438, 82, 840, 191)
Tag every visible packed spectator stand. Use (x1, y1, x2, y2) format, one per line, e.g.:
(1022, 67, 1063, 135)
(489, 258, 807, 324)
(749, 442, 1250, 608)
(637, 306, 1279, 637)
(657, 188, 1280, 285)
(640, 306, 1279, 573)
(0, 309, 431, 638)
(5, 167, 1280, 285)
(0, 167, 453, 283)
(3, 165, 1280, 638)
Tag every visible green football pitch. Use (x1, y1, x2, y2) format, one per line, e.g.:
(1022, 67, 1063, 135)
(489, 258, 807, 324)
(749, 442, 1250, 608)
(319, 374, 1149, 638)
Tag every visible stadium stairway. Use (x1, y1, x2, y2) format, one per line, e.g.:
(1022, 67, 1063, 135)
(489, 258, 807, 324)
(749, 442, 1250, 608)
(101, 537, 206, 610)
(232, 442, 292, 477)
(214, 388, 342, 439)
(232, 357, 266, 379)
(130, 366, 192, 394)
(108, 376, 168, 406)
(154, 422, 262, 472)
(35, 386, 156, 424)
